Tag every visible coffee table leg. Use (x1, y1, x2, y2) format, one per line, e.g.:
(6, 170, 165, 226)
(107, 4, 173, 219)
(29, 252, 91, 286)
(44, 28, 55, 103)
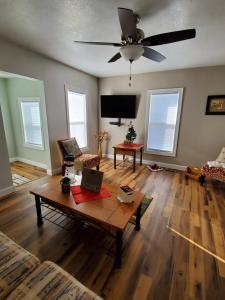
(115, 230, 123, 268)
(135, 204, 142, 231)
(114, 148, 116, 169)
(133, 151, 136, 172)
(35, 195, 43, 226)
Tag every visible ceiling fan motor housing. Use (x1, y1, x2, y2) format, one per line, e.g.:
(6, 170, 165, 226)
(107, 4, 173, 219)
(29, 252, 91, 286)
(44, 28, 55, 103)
(122, 28, 145, 44)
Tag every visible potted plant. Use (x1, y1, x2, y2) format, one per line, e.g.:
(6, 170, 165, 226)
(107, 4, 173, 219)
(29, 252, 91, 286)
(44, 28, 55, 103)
(124, 122, 137, 145)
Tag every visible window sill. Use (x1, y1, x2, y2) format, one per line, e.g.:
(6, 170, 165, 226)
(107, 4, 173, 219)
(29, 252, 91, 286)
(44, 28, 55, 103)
(24, 144, 45, 151)
(145, 149, 176, 157)
(80, 146, 88, 153)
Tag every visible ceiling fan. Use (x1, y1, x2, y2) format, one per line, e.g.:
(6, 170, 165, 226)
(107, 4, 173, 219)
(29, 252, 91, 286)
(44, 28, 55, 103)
(74, 7, 196, 64)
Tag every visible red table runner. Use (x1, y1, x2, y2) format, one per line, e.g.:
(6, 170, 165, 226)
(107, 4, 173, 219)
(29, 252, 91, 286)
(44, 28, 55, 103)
(70, 185, 111, 204)
(116, 143, 143, 148)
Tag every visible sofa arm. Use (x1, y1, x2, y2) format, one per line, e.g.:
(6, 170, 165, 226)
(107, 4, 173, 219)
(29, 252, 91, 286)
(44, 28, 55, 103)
(0, 231, 40, 299)
(8, 260, 103, 300)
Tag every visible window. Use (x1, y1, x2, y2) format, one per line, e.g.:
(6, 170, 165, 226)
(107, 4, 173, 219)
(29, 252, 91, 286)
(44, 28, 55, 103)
(66, 88, 87, 149)
(19, 98, 44, 149)
(145, 88, 183, 157)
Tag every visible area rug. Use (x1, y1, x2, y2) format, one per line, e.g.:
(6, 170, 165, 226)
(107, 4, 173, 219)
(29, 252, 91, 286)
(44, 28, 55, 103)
(129, 195, 153, 225)
(12, 173, 31, 186)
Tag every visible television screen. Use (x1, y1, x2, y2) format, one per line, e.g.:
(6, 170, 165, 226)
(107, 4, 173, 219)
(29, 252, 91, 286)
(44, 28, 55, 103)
(101, 95, 136, 118)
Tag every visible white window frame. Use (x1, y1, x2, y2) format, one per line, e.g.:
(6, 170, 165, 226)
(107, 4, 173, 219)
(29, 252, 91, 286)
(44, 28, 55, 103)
(19, 97, 45, 150)
(145, 88, 183, 157)
(65, 85, 88, 151)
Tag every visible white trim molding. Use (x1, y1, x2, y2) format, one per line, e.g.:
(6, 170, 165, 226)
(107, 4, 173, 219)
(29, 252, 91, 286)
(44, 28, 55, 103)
(9, 157, 47, 170)
(103, 154, 186, 171)
(47, 167, 61, 176)
(0, 185, 16, 198)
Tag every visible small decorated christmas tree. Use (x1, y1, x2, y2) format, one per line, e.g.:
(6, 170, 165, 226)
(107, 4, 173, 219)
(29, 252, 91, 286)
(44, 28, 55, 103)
(126, 122, 137, 142)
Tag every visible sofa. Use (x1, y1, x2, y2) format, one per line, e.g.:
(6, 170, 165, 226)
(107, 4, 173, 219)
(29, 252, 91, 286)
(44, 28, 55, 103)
(0, 231, 102, 299)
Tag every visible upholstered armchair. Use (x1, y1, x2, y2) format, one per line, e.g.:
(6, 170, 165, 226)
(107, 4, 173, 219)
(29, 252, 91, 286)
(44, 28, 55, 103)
(57, 138, 100, 171)
(200, 146, 225, 185)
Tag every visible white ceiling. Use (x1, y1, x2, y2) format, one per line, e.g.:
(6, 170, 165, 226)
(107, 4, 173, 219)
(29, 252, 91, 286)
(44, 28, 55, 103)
(0, 0, 225, 77)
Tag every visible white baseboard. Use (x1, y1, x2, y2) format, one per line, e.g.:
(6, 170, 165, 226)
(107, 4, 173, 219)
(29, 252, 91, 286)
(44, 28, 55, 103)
(47, 167, 61, 176)
(0, 185, 16, 198)
(9, 157, 17, 163)
(10, 156, 60, 176)
(9, 157, 47, 170)
(103, 154, 186, 171)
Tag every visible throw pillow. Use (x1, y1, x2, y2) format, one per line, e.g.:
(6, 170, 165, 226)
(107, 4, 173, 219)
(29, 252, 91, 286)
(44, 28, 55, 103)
(216, 146, 225, 163)
(61, 138, 82, 158)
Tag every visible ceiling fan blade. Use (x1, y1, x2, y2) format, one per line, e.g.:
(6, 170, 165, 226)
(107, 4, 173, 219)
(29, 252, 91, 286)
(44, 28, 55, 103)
(118, 7, 137, 39)
(142, 29, 196, 46)
(74, 41, 122, 47)
(142, 47, 166, 62)
(108, 52, 122, 63)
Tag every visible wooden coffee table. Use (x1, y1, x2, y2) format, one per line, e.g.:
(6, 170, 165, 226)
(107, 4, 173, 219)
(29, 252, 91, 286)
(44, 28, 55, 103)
(113, 143, 144, 172)
(30, 178, 144, 267)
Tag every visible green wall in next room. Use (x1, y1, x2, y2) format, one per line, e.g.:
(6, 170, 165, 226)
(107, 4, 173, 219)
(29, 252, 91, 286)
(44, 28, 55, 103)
(0, 78, 49, 168)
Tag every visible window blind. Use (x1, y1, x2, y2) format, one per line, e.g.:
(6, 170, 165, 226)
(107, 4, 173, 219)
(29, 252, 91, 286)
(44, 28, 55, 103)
(20, 101, 43, 147)
(67, 91, 87, 148)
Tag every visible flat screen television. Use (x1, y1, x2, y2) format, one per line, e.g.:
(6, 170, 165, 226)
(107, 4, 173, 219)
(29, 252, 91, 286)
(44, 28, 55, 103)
(101, 95, 136, 119)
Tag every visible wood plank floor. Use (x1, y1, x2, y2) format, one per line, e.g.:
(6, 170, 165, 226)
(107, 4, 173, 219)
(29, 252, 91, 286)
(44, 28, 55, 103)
(11, 161, 46, 189)
(1, 159, 225, 300)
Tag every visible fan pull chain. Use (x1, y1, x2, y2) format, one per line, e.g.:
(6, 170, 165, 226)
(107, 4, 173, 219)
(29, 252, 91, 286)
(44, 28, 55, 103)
(129, 60, 133, 87)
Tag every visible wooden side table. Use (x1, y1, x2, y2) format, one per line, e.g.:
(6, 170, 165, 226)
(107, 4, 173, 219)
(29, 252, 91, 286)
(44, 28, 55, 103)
(113, 143, 144, 172)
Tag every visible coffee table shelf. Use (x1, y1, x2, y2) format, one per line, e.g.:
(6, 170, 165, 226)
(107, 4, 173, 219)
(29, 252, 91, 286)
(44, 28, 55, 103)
(40, 201, 137, 258)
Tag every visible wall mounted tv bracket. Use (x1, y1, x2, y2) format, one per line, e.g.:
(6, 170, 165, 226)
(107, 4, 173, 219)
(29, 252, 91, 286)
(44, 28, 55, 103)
(109, 118, 124, 126)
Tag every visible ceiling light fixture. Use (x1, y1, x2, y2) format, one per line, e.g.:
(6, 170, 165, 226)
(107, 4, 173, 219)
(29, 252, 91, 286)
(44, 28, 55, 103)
(119, 44, 144, 61)
(120, 45, 144, 86)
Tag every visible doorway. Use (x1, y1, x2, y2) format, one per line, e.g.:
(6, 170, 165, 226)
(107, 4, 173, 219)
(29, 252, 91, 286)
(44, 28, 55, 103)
(0, 70, 50, 189)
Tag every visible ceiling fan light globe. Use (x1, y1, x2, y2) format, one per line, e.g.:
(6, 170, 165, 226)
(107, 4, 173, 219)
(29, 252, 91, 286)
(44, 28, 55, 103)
(120, 45, 144, 61)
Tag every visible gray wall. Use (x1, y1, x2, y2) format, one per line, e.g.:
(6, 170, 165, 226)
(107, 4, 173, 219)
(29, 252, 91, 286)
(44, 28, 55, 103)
(0, 79, 15, 157)
(0, 38, 98, 195)
(0, 39, 99, 177)
(0, 106, 13, 194)
(99, 66, 225, 167)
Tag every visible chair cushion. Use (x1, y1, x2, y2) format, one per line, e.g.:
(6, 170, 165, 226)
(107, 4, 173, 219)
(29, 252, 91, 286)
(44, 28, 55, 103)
(216, 146, 225, 163)
(0, 231, 40, 299)
(60, 138, 82, 158)
(7, 261, 102, 300)
(76, 154, 100, 169)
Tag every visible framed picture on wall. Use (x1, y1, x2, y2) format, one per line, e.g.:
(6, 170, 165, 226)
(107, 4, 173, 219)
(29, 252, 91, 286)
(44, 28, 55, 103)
(206, 95, 225, 115)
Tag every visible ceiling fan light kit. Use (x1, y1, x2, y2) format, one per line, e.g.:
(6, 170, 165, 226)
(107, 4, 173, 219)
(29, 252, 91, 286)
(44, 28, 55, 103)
(120, 45, 144, 61)
(74, 7, 196, 86)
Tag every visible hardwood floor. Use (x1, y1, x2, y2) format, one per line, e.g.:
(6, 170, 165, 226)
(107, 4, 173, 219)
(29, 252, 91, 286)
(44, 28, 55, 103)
(11, 161, 46, 189)
(1, 159, 225, 300)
